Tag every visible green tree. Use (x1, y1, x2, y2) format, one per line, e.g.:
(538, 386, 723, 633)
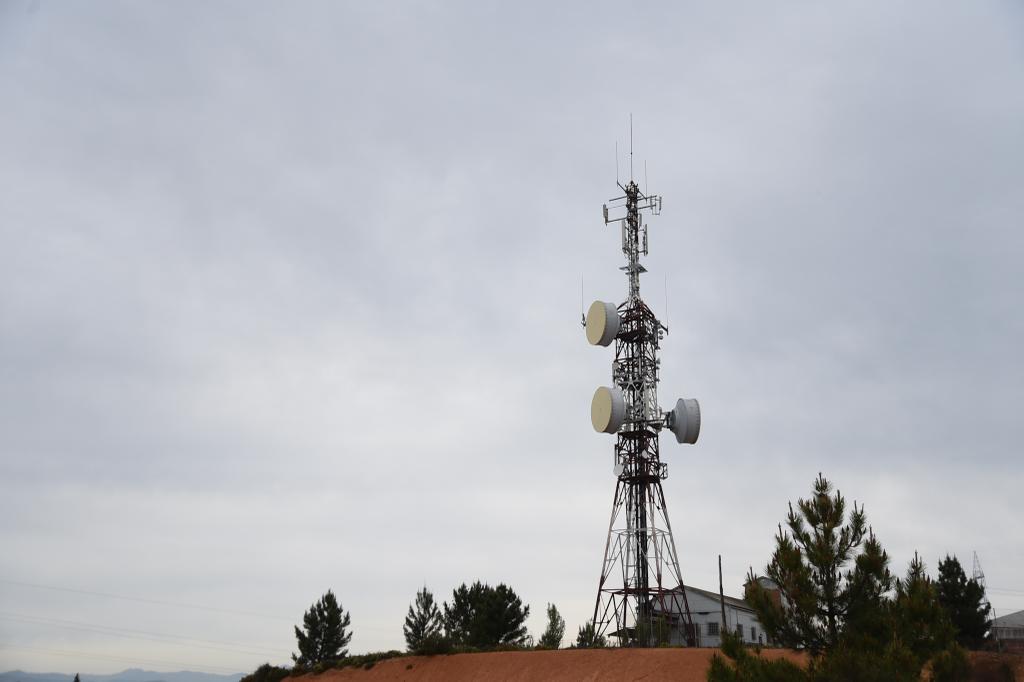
(930, 644, 972, 682)
(575, 620, 606, 648)
(443, 581, 530, 649)
(538, 603, 565, 649)
(631, 614, 671, 647)
(936, 554, 992, 649)
(892, 553, 956, 663)
(725, 475, 973, 682)
(292, 590, 352, 667)
(404, 586, 445, 654)
(744, 473, 893, 656)
(653, 614, 671, 647)
(812, 554, 960, 682)
(708, 630, 807, 682)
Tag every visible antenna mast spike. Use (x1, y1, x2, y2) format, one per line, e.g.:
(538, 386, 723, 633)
(615, 141, 619, 185)
(629, 113, 634, 181)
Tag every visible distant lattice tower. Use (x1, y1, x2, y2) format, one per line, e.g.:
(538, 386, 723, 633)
(583, 168, 702, 646)
(973, 551, 996, 636)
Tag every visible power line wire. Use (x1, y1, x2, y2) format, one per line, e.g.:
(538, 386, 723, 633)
(0, 643, 246, 675)
(0, 612, 286, 658)
(988, 587, 1024, 595)
(0, 579, 291, 622)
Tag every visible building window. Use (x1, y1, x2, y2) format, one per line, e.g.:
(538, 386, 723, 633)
(736, 622, 743, 640)
(751, 626, 756, 641)
(707, 622, 719, 636)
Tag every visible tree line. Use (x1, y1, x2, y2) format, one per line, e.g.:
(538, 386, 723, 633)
(244, 472, 1000, 682)
(238, 579, 610, 682)
(400, 582, 605, 654)
(709, 473, 998, 682)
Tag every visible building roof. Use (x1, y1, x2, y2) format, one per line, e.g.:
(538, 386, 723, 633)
(685, 585, 755, 613)
(646, 585, 758, 617)
(993, 610, 1024, 628)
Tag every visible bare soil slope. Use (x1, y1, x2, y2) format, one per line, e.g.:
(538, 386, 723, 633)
(299, 648, 806, 682)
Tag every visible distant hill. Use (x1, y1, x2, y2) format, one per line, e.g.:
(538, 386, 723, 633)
(0, 669, 244, 682)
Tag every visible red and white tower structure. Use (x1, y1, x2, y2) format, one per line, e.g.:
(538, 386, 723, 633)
(585, 172, 702, 646)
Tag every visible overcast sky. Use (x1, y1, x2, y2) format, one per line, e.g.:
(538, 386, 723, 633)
(1, 0, 1022, 674)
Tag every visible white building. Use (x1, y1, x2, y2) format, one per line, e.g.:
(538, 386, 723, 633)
(648, 583, 770, 647)
(993, 609, 1024, 652)
(678, 585, 766, 647)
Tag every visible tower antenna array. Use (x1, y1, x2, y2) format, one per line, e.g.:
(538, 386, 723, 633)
(584, 145, 702, 646)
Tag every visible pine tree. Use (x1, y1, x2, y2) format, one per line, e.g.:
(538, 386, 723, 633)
(404, 586, 444, 653)
(442, 581, 530, 649)
(574, 620, 606, 648)
(892, 553, 956, 663)
(936, 554, 992, 649)
(745, 473, 893, 656)
(736, 475, 973, 681)
(292, 590, 352, 667)
(813, 556, 962, 682)
(708, 630, 808, 682)
(538, 603, 565, 649)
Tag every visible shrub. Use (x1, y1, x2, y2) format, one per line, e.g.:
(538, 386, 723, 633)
(240, 664, 290, 682)
(929, 644, 971, 682)
(332, 650, 403, 670)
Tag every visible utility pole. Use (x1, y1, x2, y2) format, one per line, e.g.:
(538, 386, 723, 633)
(719, 555, 727, 635)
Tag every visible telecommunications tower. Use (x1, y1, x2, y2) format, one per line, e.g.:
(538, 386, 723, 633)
(973, 551, 996, 643)
(584, 158, 702, 646)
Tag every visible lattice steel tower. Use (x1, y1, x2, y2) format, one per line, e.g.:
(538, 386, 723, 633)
(583, 172, 702, 647)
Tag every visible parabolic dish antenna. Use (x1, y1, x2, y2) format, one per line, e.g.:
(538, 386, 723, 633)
(586, 300, 620, 346)
(669, 397, 701, 444)
(591, 385, 625, 433)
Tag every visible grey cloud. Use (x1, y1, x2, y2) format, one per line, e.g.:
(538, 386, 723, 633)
(1, 0, 1022, 672)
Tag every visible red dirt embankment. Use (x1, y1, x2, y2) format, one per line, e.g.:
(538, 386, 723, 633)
(299, 648, 806, 682)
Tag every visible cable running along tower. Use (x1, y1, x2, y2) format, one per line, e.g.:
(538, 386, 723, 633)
(584, 157, 702, 646)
